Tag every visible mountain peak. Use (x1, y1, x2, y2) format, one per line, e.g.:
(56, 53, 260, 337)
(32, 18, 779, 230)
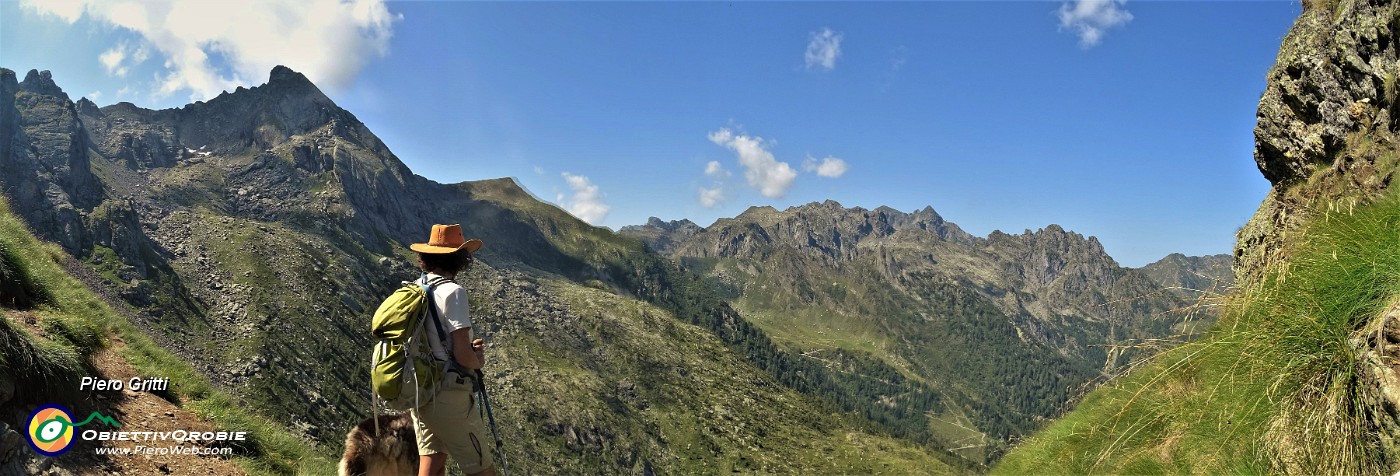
(618, 217, 704, 254)
(19, 69, 68, 100)
(644, 217, 699, 231)
(268, 65, 312, 87)
(75, 97, 101, 116)
(909, 205, 943, 222)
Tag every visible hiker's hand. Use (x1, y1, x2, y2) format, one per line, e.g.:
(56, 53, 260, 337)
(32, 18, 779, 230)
(472, 338, 486, 366)
(451, 329, 482, 369)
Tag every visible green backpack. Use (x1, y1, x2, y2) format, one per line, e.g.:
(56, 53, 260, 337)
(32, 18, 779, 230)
(370, 275, 452, 412)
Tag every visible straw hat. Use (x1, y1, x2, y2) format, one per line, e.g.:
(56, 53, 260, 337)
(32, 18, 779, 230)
(410, 224, 483, 254)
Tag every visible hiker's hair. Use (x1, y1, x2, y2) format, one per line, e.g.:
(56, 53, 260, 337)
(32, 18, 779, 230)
(417, 249, 473, 275)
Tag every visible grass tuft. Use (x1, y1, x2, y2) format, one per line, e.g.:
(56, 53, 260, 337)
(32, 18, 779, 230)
(0, 313, 85, 404)
(0, 239, 50, 308)
(1249, 189, 1400, 474)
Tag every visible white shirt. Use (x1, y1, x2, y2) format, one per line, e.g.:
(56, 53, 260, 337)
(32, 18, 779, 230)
(420, 273, 472, 361)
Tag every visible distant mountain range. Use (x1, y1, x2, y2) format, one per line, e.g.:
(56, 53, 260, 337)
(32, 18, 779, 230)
(0, 64, 1228, 471)
(622, 203, 1230, 460)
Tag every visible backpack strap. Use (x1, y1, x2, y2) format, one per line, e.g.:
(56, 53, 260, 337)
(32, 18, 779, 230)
(419, 274, 452, 356)
(419, 274, 476, 380)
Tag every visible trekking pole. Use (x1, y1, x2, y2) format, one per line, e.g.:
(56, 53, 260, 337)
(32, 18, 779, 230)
(476, 369, 509, 476)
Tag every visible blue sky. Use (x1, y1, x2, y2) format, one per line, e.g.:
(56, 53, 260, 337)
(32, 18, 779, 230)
(1, 0, 1302, 267)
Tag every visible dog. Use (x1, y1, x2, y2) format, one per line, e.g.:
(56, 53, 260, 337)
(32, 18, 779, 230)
(339, 413, 420, 476)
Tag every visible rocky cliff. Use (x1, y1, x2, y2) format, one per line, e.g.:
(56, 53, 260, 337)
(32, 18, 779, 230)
(0, 69, 103, 255)
(1236, 0, 1400, 282)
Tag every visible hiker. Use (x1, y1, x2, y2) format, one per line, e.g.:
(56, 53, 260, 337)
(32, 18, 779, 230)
(409, 224, 495, 476)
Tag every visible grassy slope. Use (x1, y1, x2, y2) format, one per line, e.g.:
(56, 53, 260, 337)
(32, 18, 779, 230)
(995, 190, 1400, 475)
(456, 180, 960, 472)
(726, 256, 998, 462)
(0, 196, 337, 475)
(690, 241, 1111, 463)
(13, 160, 961, 473)
(485, 276, 956, 474)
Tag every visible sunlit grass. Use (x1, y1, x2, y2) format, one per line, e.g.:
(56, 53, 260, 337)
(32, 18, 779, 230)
(995, 190, 1400, 474)
(0, 196, 336, 475)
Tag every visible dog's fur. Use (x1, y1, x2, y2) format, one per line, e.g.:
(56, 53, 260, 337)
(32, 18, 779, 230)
(339, 413, 420, 476)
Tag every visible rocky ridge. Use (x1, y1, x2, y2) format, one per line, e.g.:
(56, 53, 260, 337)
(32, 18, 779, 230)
(624, 200, 1232, 459)
(1139, 253, 1234, 299)
(618, 217, 702, 255)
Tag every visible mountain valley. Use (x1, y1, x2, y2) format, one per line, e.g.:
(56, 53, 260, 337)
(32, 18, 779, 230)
(0, 64, 1231, 473)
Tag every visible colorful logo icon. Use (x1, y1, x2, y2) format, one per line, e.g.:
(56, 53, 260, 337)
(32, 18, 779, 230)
(26, 404, 76, 457)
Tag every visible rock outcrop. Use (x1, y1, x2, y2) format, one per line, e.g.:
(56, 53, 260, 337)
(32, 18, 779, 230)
(1235, 0, 1400, 469)
(1237, 0, 1400, 282)
(0, 68, 103, 254)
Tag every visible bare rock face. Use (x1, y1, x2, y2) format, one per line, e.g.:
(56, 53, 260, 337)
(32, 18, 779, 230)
(0, 68, 103, 253)
(1237, 0, 1400, 282)
(18, 70, 68, 101)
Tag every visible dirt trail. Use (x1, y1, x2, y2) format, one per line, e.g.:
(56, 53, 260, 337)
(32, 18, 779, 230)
(44, 336, 247, 476)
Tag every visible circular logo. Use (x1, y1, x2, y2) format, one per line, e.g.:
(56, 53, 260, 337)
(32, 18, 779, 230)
(26, 404, 76, 457)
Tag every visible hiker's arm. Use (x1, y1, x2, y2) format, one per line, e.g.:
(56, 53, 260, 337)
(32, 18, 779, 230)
(451, 328, 483, 369)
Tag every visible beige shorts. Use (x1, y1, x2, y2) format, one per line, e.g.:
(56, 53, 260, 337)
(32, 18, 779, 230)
(411, 375, 494, 474)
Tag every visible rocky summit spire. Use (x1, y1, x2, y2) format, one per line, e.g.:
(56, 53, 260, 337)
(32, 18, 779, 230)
(19, 69, 68, 100)
(268, 65, 314, 88)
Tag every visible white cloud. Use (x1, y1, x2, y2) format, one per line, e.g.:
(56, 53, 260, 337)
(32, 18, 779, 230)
(560, 172, 610, 224)
(99, 42, 148, 77)
(99, 46, 127, 76)
(533, 166, 545, 175)
(21, 0, 86, 22)
(698, 161, 729, 208)
(698, 186, 724, 208)
(708, 128, 797, 199)
(704, 160, 730, 178)
(86, 90, 102, 101)
(804, 27, 843, 71)
(802, 155, 848, 178)
(1057, 0, 1133, 48)
(20, 0, 402, 102)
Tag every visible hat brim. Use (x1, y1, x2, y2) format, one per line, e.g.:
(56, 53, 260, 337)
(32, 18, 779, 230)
(410, 238, 483, 255)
